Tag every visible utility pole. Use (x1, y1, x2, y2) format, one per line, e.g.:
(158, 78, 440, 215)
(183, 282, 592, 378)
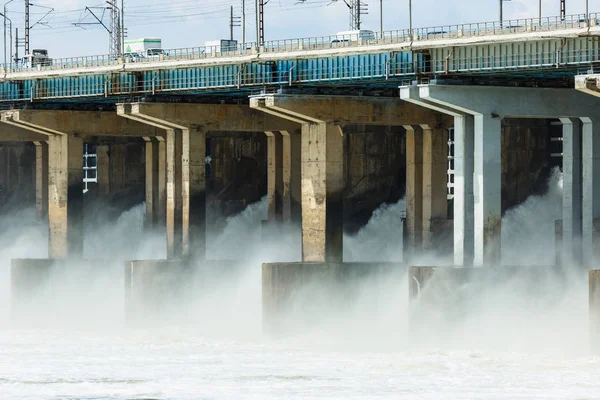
(348, 0, 368, 30)
(121, 0, 125, 55)
(3, 0, 15, 69)
(560, 0, 565, 21)
(409, 0, 412, 39)
(379, 0, 382, 35)
(25, 0, 29, 55)
(256, 0, 264, 45)
(242, 0, 246, 44)
(107, 1, 121, 57)
(230, 6, 241, 41)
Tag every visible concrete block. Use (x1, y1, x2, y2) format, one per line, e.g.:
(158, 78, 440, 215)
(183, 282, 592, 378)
(591, 269, 600, 354)
(10, 258, 111, 324)
(11, 259, 56, 309)
(125, 259, 242, 324)
(262, 262, 406, 335)
(409, 265, 564, 338)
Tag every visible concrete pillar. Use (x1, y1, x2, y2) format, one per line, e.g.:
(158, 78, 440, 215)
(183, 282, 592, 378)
(281, 131, 292, 221)
(581, 118, 600, 267)
(404, 125, 423, 255)
(109, 143, 125, 193)
(166, 129, 177, 259)
(560, 118, 582, 265)
(291, 132, 302, 222)
(96, 145, 110, 196)
(182, 128, 206, 260)
(421, 124, 448, 250)
(473, 115, 502, 266)
(48, 134, 84, 258)
(266, 131, 282, 221)
(34, 141, 48, 220)
(156, 138, 166, 227)
(175, 130, 184, 257)
(453, 115, 475, 266)
(143, 138, 155, 230)
(301, 123, 344, 263)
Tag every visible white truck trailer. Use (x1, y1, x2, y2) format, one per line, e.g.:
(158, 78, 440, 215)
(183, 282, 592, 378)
(124, 38, 163, 57)
(204, 39, 238, 53)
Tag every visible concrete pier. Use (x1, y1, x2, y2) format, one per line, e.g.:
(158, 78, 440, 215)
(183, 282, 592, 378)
(591, 269, 600, 354)
(125, 259, 242, 324)
(263, 262, 406, 334)
(404, 125, 423, 256)
(421, 124, 449, 251)
(1, 109, 164, 258)
(48, 134, 84, 258)
(404, 84, 600, 266)
(118, 102, 298, 260)
(561, 118, 583, 264)
(34, 141, 48, 220)
(251, 94, 449, 262)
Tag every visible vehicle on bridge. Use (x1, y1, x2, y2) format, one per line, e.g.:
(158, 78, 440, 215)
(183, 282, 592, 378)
(331, 29, 375, 43)
(124, 38, 166, 60)
(22, 49, 52, 68)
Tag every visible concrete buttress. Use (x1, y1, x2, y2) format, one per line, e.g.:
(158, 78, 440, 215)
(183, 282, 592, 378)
(301, 123, 345, 262)
(34, 141, 48, 220)
(96, 145, 110, 196)
(404, 125, 423, 254)
(560, 118, 583, 265)
(473, 115, 502, 266)
(421, 124, 449, 250)
(581, 118, 600, 267)
(48, 134, 84, 258)
(184, 128, 206, 259)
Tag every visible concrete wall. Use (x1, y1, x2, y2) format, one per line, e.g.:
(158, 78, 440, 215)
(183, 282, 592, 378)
(263, 262, 406, 334)
(344, 125, 406, 233)
(501, 118, 554, 213)
(208, 133, 267, 218)
(0, 143, 35, 210)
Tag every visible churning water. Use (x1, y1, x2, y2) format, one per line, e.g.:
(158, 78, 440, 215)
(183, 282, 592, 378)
(1, 168, 599, 399)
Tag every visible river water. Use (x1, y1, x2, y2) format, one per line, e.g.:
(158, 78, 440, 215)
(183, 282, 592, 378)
(2, 168, 599, 399)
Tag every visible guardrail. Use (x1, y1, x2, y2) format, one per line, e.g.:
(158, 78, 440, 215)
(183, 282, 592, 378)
(1, 12, 597, 75)
(1, 46, 598, 103)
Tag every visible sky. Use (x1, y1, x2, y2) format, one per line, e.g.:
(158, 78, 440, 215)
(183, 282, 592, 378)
(1, 0, 599, 60)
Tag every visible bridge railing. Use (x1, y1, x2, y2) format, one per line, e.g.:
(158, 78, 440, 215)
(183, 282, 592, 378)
(2, 12, 598, 75)
(3, 46, 599, 103)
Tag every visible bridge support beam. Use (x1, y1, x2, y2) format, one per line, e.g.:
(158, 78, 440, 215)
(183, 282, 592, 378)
(421, 124, 449, 251)
(48, 134, 84, 258)
(251, 94, 449, 262)
(560, 118, 583, 265)
(96, 145, 110, 196)
(401, 86, 474, 266)
(406, 84, 600, 267)
(34, 141, 48, 220)
(581, 118, 600, 266)
(403, 125, 423, 256)
(117, 105, 207, 261)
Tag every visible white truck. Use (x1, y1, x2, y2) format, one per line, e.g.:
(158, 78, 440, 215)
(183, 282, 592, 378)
(331, 30, 375, 43)
(124, 38, 165, 60)
(204, 39, 238, 54)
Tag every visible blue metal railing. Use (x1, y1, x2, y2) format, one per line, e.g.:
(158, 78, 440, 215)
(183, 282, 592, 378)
(1, 12, 597, 75)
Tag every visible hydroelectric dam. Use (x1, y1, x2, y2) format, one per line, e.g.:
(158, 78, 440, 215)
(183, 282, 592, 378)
(3, 10, 600, 380)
